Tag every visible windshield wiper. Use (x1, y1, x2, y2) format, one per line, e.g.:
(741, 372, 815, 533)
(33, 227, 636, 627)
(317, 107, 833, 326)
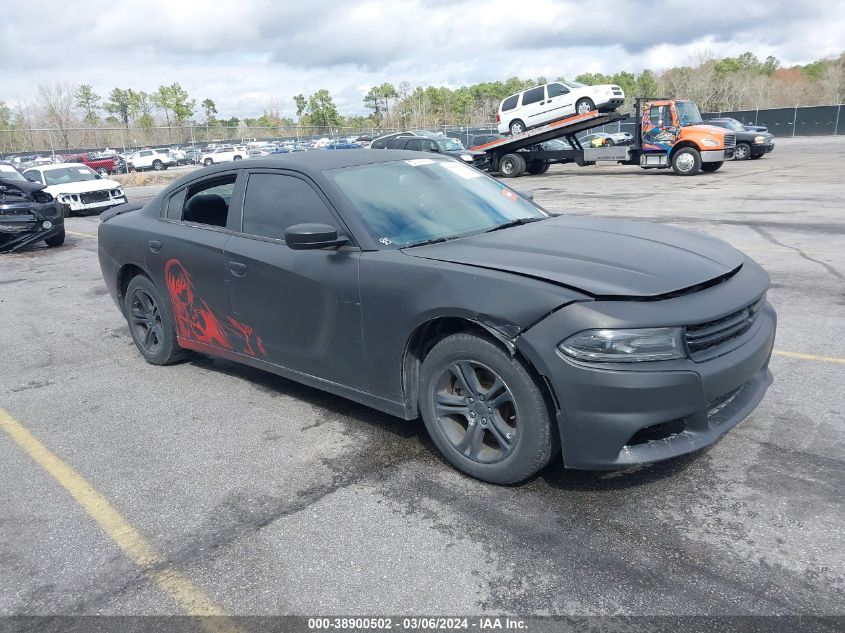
(484, 216, 546, 234)
(403, 236, 451, 248)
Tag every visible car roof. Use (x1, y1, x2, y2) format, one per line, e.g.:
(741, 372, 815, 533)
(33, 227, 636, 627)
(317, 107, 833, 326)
(27, 162, 92, 172)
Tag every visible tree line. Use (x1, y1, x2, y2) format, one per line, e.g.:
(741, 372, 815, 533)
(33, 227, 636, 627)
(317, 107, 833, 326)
(1, 50, 843, 152)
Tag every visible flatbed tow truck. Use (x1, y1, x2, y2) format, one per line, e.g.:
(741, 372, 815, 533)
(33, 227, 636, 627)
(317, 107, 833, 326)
(470, 98, 736, 177)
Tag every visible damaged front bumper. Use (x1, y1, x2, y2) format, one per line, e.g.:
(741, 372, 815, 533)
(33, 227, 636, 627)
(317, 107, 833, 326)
(0, 203, 65, 253)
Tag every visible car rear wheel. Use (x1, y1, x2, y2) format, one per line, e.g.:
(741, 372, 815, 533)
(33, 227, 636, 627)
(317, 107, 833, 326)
(204, 158, 213, 166)
(671, 147, 702, 176)
(233, 155, 242, 161)
(509, 119, 526, 135)
(419, 333, 556, 485)
(701, 161, 724, 173)
(604, 138, 615, 146)
(44, 228, 65, 247)
(152, 159, 163, 171)
(499, 153, 526, 178)
(734, 143, 751, 160)
(124, 275, 186, 366)
(576, 98, 595, 114)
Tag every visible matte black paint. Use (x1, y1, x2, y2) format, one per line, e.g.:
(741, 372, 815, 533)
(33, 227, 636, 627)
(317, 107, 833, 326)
(98, 150, 776, 469)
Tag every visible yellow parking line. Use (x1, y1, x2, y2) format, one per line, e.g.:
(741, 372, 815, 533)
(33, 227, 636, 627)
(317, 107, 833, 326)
(772, 350, 845, 365)
(0, 408, 240, 633)
(66, 230, 97, 238)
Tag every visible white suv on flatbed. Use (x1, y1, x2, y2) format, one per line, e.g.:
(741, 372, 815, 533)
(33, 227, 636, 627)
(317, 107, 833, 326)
(497, 81, 625, 135)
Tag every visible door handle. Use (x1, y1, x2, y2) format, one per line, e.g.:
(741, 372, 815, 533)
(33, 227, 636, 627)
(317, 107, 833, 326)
(148, 240, 162, 252)
(539, 101, 545, 105)
(228, 261, 247, 277)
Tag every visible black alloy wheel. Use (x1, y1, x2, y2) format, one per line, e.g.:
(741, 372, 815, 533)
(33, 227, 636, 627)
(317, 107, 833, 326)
(433, 360, 519, 463)
(130, 288, 164, 356)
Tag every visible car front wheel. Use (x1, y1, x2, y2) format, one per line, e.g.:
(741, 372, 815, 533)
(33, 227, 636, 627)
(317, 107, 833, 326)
(152, 159, 163, 170)
(44, 228, 65, 247)
(124, 275, 186, 366)
(204, 158, 213, 166)
(575, 98, 595, 114)
(734, 142, 751, 160)
(419, 333, 556, 484)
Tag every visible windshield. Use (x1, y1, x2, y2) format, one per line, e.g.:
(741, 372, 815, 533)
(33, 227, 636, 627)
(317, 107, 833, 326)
(0, 166, 27, 181)
(564, 81, 586, 89)
(326, 159, 547, 248)
(676, 101, 703, 126)
(437, 138, 465, 151)
(718, 119, 744, 131)
(43, 166, 99, 186)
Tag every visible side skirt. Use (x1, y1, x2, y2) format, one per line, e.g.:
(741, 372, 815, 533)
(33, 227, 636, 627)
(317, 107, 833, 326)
(177, 337, 412, 420)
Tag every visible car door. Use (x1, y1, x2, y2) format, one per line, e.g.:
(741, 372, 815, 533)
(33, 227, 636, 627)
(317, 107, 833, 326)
(542, 82, 573, 121)
(223, 169, 366, 389)
(519, 86, 548, 125)
(144, 171, 243, 354)
(642, 104, 679, 150)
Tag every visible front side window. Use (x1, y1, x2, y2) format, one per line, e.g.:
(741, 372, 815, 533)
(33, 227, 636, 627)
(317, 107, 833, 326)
(435, 138, 465, 151)
(23, 170, 43, 184)
(521, 86, 545, 106)
(650, 105, 672, 126)
(241, 173, 338, 241)
(547, 83, 569, 97)
(180, 175, 236, 227)
(326, 159, 546, 248)
(675, 101, 703, 126)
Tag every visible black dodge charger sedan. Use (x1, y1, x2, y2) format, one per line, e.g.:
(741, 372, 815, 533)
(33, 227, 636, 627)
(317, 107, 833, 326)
(98, 150, 776, 484)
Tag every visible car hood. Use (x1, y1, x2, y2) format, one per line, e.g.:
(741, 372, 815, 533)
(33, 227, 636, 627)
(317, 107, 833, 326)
(402, 215, 744, 298)
(43, 179, 120, 195)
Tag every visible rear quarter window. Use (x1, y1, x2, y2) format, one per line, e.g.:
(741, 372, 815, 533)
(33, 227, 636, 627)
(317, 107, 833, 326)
(501, 95, 519, 111)
(521, 86, 545, 106)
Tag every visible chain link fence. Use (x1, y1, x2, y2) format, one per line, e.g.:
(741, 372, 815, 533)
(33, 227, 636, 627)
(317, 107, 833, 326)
(2, 104, 843, 157)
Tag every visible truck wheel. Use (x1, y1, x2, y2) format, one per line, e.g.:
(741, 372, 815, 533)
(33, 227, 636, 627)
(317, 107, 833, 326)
(152, 159, 163, 171)
(509, 119, 526, 135)
(734, 143, 751, 160)
(576, 98, 595, 114)
(527, 160, 550, 175)
(701, 162, 723, 173)
(671, 147, 701, 176)
(499, 153, 526, 178)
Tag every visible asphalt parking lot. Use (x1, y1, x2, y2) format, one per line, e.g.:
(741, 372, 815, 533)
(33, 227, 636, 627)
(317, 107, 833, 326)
(1, 137, 843, 626)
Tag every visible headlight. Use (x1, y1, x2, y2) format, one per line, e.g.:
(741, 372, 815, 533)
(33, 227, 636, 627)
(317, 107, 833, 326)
(754, 136, 766, 144)
(558, 328, 686, 362)
(110, 188, 124, 197)
(460, 154, 473, 162)
(701, 138, 720, 147)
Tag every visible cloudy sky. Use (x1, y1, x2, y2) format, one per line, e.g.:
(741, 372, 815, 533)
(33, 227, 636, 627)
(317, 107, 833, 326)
(2, 0, 843, 119)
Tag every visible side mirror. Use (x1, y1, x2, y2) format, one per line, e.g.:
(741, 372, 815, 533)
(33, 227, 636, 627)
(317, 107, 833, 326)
(285, 223, 348, 250)
(429, 146, 440, 153)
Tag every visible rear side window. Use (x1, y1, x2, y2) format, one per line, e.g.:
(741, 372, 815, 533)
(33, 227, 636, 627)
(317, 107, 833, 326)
(501, 95, 519, 111)
(405, 138, 423, 151)
(241, 173, 338, 241)
(371, 138, 386, 149)
(521, 86, 545, 105)
(180, 175, 236, 227)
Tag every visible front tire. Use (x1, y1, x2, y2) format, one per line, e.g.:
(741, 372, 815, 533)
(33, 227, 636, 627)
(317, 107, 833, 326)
(575, 98, 595, 115)
(152, 159, 163, 171)
(734, 142, 751, 160)
(526, 160, 550, 175)
(124, 275, 186, 366)
(44, 228, 65, 247)
(233, 155, 242, 161)
(671, 147, 702, 176)
(204, 158, 213, 167)
(419, 333, 556, 485)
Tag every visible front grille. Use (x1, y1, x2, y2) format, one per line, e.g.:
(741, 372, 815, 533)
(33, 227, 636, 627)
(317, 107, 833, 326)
(723, 133, 736, 148)
(80, 190, 110, 204)
(0, 211, 38, 233)
(685, 296, 765, 359)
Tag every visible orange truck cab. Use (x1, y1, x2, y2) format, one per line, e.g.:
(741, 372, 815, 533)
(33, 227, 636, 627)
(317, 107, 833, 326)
(638, 99, 736, 175)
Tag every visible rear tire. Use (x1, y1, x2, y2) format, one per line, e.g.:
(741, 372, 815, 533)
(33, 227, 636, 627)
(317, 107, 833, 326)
(734, 142, 751, 160)
(44, 228, 65, 247)
(233, 155, 242, 161)
(701, 161, 723, 173)
(671, 147, 702, 176)
(527, 160, 550, 175)
(152, 159, 163, 171)
(499, 153, 526, 178)
(509, 119, 526, 136)
(204, 158, 213, 166)
(419, 333, 556, 485)
(604, 138, 615, 146)
(124, 275, 187, 366)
